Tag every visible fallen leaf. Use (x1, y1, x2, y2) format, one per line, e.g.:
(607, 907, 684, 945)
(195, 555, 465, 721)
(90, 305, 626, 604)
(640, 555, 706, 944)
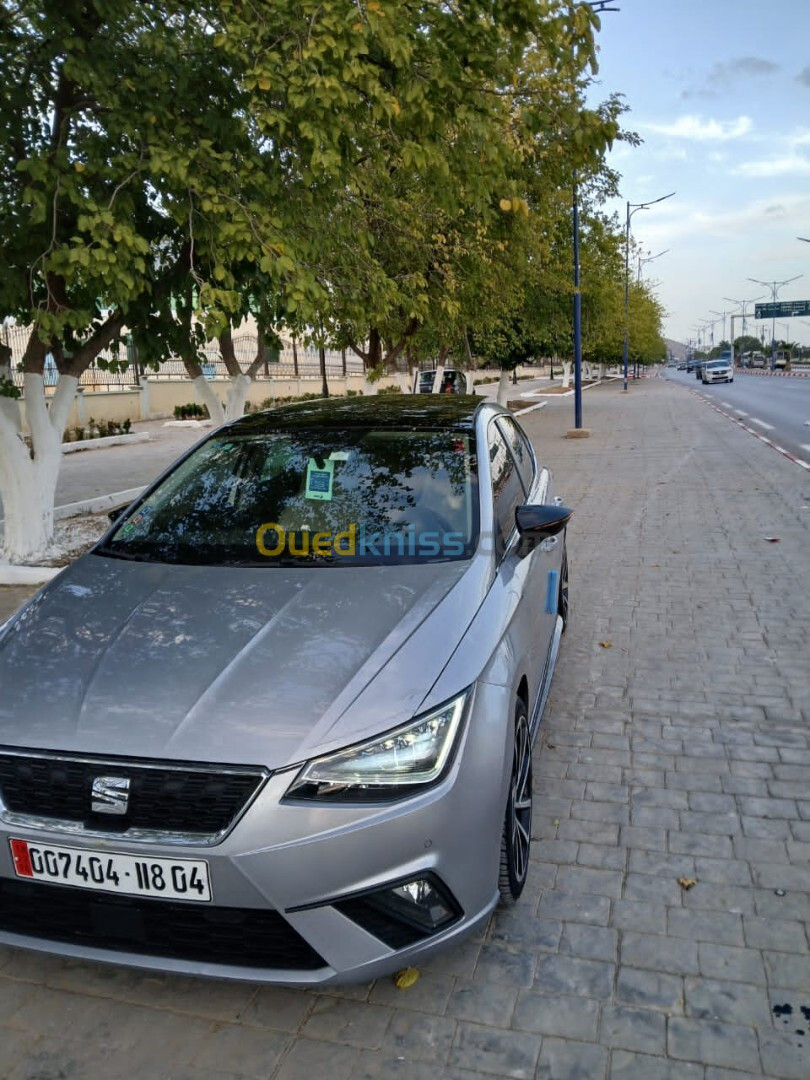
(677, 877, 697, 891)
(547, 742, 556, 749)
(599, 641, 613, 649)
(394, 967, 420, 989)
(764, 537, 780, 543)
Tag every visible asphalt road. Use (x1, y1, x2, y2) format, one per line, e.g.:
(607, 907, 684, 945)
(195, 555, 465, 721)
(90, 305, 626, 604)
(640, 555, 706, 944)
(665, 367, 810, 465)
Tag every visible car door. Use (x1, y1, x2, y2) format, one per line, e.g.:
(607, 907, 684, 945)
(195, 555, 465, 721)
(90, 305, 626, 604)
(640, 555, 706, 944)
(487, 417, 557, 709)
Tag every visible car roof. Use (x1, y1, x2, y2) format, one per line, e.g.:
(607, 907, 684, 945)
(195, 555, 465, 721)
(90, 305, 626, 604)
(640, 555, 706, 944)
(225, 394, 487, 434)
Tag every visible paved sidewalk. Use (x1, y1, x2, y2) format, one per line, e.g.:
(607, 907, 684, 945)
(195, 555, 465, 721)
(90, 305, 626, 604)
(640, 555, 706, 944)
(0, 379, 808, 1079)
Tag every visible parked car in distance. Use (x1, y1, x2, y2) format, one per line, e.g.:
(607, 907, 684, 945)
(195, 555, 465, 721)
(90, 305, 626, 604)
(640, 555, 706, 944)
(702, 359, 734, 384)
(0, 395, 571, 985)
(414, 368, 472, 394)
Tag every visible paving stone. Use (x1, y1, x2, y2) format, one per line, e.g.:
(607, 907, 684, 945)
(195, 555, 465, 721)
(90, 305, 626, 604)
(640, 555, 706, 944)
(692, 857, 752, 886)
(682, 882, 756, 915)
(611, 1051, 703, 1079)
(557, 819, 620, 845)
(537, 891, 611, 926)
(448, 1022, 541, 1079)
(609, 900, 668, 936)
(577, 843, 628, 871)
(622, 874, 684, 905)
(750, 861, 810, 892)
(753, 888, 810, 921)
(621, 933, 699, 976)
(536, 1037, 608, 1080)
(631, 787, 688, 810)
(445, 980, 519, 1027)
(698, 943, 767, 985)
(571, 800, 631, 825)
(368, 971, 454, 1013)
(739, 796, 799, 820)
(763, 952, 810, 990)
(669, 832, 734, 859)
(628, 849, 695, 878)
(743, 917, 808, 953)
(559, 923, 618, 963)
(512, 990, 600, 1040)
(534, 954, 615, 999)
(555, 866, 624, 900)
(274, 1038, 360, 1080)
(302, 999, 394, 1048)
(488, 912, 562, 953)
(667, 1017, 761, 1071)
(620, 826, 668, 852)
(598, 1004, 665, 1055)
(381, 1011, 457, 1062)
(668, 910, 744, 947)
(353, 1048, 441, 1080)
(757, 1030, 809, 1080)
(742, 815, 792, 839)
(684, 976, 773, 1027)
(190, 1023, 288, 1077)
(474, 943, 536, 988)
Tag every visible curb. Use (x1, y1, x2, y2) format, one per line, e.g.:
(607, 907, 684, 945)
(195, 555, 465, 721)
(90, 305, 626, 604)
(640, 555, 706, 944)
(53, 487, 145, 521)
(62, 432, 151, 454)
(737, 369, 810, 378)
(0, 564, 61, 586)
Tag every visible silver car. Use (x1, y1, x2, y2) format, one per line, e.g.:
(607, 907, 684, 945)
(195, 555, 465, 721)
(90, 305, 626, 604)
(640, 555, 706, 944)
(0, 396, 570, 984)
(702, 359, 733, 384)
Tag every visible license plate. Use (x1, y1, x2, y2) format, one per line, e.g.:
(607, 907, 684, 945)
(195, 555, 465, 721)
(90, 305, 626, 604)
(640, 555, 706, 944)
(9, 838, 211, 902)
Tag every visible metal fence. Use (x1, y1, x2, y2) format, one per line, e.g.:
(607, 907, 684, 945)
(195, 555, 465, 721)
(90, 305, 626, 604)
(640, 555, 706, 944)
(1, 325, 365, 389)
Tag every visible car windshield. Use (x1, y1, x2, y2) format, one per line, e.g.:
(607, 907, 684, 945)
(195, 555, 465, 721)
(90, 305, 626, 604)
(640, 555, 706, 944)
(707, 360, 728, 368)
(98, 427, 479, 567)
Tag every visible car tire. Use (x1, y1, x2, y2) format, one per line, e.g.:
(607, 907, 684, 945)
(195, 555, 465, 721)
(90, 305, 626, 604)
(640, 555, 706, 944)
(498, 699, 532, 906)
(558, 546, 570, 631)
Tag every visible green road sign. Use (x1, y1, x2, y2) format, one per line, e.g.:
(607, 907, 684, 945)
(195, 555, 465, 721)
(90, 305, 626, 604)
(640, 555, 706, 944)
(755, 300, 810, 319)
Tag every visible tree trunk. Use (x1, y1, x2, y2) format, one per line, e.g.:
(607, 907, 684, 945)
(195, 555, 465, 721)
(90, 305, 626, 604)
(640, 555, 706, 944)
(190, 373, 226, 425)
(319, 346, 329, 398)
(496, 369, 510, 407)
(561, 361, 572, 388)
(0, 373, 77, 563)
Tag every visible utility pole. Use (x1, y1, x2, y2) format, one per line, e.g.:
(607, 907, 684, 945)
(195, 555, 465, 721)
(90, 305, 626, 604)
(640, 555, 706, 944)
(623, 191, 675, 390)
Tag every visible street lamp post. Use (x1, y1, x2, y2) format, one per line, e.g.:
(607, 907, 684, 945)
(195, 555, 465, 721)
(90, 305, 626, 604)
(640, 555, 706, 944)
(723, 295, 765, 356)
(571, 0, 619, 432)
(623, 192, 675, 391)
(637, 248, 670, 281)
(747, 275, 802, 370)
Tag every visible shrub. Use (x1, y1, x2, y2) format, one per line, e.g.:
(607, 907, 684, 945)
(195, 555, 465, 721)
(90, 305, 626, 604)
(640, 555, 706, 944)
(173, 402, 209, 419)
(377, 384, 403, 395)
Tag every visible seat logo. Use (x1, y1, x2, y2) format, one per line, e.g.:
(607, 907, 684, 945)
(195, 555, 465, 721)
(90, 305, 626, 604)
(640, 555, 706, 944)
(91, 776, 130, 815)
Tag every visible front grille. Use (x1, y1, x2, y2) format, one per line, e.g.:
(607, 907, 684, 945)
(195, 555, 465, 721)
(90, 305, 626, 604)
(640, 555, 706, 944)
(0, 878, 325, 971)
(0, 749, 265, 838)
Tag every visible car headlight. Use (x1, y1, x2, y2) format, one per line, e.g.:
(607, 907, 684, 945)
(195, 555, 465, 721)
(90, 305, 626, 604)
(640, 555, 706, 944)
(284, 690, 470, 802)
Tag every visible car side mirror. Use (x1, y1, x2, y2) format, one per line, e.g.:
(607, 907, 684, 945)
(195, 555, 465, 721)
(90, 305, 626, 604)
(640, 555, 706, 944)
(107, 503, 131, 524)
(515, 504, 573, 542)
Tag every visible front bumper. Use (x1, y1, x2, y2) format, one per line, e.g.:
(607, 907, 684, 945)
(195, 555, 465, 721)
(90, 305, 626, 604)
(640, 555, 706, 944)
(0, 684, 511, 984)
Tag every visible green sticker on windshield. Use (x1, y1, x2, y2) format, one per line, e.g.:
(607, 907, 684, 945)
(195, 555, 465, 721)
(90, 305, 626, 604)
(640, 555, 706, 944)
(305, 457, 334, 501)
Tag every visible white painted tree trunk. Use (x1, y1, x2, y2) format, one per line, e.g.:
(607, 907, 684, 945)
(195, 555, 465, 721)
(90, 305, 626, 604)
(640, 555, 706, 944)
(224, 374, 252, 421)
(191, 375, 226, 425)
(496, 369, 511, 406)
(598, 362, 605, 379)
(561, 361, 573, 389)
(0, 374, 78, 563)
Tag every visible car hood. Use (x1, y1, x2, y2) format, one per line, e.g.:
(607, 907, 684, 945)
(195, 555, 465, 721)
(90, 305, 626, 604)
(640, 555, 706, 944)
(0, 554, 489, 768)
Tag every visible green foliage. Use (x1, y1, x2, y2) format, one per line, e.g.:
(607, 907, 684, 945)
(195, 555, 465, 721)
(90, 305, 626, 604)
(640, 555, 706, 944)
(173, 402, 209, 420)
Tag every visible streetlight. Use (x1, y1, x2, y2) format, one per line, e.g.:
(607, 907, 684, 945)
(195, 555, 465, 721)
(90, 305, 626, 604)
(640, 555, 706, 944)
(623, 191, 675, 390)
(747, 275, 803, 370)
(798, 237, 810, 243)
(723, 294, 764, 343)
(637, 248, 670, 281)
(571, 0, 619, 433)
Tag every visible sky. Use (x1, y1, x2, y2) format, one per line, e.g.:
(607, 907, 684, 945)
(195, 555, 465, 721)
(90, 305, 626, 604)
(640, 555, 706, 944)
(585, 0, 810, 349)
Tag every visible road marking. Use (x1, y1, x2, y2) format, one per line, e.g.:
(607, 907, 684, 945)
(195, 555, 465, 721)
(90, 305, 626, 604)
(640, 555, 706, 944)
(750, 418, 774, 430)
(720, 401, 733, 408)
(734, 409, 748, 417)
(686, 388, 810, 473)
(514, 401, 548, 416)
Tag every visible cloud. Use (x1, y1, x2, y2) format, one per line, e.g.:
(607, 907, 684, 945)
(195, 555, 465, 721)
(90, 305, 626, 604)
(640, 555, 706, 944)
(638, 193, 810, 246)
(641, 115, 752, 142)
(683, 56, 779, 99)
(798, 66, 810, 88)
(735, 155, 810, 178)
